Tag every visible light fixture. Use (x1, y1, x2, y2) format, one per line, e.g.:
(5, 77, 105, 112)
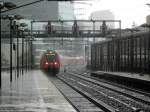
(20, 23, 28, 27)
(0, 1, 4, 9)
(14, 15, 24, 20)
(4, 2, 16, 9)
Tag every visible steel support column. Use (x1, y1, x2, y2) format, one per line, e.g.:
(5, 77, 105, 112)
(21, 31, 24, 74)
(0, 9, 2, 88)
(93, 21, 95, 43)
(31, 21, 33, 69)
(148, 27, 150, 73)
(130, 32, 134, 72)
(16, 25, 19, 77)
(28, 41, 30, 70)
(30, 40, 33, 69)
(10, 19, 13, 82)
(26, 39, 28, 71)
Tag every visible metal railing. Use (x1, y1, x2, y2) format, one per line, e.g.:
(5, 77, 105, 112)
(90, 31, 150, 74)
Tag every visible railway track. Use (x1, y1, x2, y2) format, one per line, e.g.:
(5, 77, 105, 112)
(57, 70, 150, 112)
(46, 75, 105, 112)
(68, 68, 150, 97)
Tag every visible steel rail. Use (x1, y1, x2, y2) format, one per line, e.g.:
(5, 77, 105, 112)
(58, 76, 117, 112)
(67, 71, 150, 105)
(70, 69, 150, 97)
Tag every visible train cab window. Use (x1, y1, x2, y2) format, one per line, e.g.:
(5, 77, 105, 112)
(46, 54, 56, 61)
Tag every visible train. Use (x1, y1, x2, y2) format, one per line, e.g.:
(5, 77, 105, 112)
(88, 31, 150, 74)
(40, 50, 60, 74)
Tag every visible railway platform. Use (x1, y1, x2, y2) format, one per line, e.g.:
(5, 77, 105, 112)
(91, 71, 150, 91)
(92, 71, 150, 81)
(0, 70, 76, 112)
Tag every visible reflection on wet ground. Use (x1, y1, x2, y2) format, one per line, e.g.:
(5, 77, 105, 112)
(0, 70, 76, 112)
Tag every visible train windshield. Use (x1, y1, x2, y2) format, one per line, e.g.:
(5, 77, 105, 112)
(46, 54, 56, 61)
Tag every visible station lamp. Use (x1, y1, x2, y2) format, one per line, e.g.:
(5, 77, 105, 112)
(15, 15, 24, 20)
(0, 1, 16, 10)
(1, 15, 24, 21)
(3, 2, 16, 9)
(146, 3, 150, 6)
(20, 23, 28, 27)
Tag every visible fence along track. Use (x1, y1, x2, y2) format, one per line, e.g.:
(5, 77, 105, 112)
(90, 31, 150, 74)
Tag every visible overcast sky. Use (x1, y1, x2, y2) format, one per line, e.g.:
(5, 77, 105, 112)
(88, 0, 150, 28)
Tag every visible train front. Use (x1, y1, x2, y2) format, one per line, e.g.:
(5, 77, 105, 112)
(41, 50, 60, 75)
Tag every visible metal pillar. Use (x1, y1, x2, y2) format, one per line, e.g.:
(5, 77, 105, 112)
(13, 43, 16, 77)
(93, 21, 95, 43)
(130, 31, 134, 72)
(31, 21, 33, 69)
(148, 26, 150, 73)
(10, 19, 13, 82)
(30, 40, 33, 69)
(21, 31, 24, 74)
(0, 8, 2, 88)
(12, 21, 17, 78)
(16, 25, 19, 77)
(26, 39, 28, 71)
(28, 41, 30, 70)
(139, 37, 142, 72)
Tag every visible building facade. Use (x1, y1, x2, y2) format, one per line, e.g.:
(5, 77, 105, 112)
(146, 15, 150, 24)
(89, 10, 115, 28)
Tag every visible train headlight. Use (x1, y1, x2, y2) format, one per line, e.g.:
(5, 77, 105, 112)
(45, 62, 48, 65)
(54, 62, 57, 65)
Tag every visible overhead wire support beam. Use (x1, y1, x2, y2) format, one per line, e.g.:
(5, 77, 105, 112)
(30, 20, 121, 38)
(32, 20, 121, 23)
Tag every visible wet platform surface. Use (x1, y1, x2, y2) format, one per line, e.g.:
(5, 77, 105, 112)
(0, 70, 76, 112)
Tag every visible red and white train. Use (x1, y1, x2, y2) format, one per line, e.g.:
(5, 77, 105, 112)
(40, 50, 60, 75)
